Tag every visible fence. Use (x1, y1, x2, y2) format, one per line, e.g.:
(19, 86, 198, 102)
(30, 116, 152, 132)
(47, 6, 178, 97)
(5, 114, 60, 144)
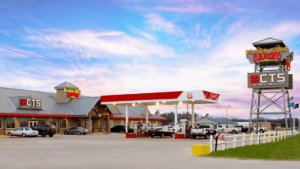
(210, 130, 299, 152)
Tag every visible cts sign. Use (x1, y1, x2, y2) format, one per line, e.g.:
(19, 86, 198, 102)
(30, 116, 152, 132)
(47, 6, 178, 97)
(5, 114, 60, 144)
(247, 72, 289, 89)
(18, 97, 42, 110)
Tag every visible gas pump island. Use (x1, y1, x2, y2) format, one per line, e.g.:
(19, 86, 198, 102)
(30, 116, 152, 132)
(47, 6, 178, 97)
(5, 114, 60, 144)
(100, 90, 221, 139)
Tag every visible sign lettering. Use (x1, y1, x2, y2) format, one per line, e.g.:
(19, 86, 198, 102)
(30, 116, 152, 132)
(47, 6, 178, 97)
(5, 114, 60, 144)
(247, 72, 289, 89)
(18, 97, 42, 110)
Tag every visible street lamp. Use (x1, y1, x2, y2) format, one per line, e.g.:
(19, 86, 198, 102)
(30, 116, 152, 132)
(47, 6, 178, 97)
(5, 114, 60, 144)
(225, 105, 230, 128)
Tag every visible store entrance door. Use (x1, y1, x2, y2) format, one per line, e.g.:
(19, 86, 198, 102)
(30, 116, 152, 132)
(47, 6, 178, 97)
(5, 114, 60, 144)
(29, 121, 37, 127)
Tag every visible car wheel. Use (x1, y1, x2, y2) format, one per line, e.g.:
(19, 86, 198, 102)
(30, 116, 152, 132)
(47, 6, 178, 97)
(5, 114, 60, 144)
(22, 133, 26, 137)
(260, 129, 264, 133)
(8, 133, 12, 137)
(232, 130, 236, 134)
(49, 134, 53, 137)
(161, 133, 164, 138)
(170, 133, 173, 137)
(151, 135, 154, 138)
(204, 135, 207, 139)
(193, 135, 196, 139)
(64, 131, 68, 135)
(83, 133, 86, 135)
(41, 132, 46, 137)
(77, 131, 81, 135)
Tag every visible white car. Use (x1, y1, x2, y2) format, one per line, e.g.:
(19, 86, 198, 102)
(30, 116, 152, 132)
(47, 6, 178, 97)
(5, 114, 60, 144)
(7, 127, 39, 137)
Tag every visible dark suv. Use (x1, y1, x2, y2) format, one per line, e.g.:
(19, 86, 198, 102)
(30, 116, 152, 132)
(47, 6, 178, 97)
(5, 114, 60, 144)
(32, 124, 56, 137)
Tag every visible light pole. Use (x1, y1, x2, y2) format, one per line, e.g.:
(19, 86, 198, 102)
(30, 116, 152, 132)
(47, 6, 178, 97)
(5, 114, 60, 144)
(225, 105, 230, 150)
(225, 105, 230, 128)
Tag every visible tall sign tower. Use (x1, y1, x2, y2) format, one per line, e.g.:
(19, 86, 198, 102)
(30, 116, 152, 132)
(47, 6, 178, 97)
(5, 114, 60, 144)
(246, 37, 294, 133)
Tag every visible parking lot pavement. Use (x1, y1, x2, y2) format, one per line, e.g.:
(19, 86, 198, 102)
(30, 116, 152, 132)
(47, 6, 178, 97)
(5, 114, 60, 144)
(0, 134, 299, 169)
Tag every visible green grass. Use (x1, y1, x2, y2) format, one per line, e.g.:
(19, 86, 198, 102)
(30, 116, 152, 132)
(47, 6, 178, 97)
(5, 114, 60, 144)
(209, 135, 300, 160)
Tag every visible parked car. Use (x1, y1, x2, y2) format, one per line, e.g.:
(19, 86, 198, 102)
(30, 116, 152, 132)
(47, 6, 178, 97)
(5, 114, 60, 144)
(110, 125, 133, 133)
(7, 127, 39, 137)
(31, 124, 56, 137)
(64, 127, 88, 135)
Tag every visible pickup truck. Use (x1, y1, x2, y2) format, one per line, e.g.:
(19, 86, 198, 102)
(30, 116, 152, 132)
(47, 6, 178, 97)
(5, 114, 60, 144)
(190, 125, 216, 139)
(148, 127, 174, 138)
(235, 125, 253, 133)
(223, 126, 242, 134)
(140, 124, 157, 132)
(252, 126, 267, 133)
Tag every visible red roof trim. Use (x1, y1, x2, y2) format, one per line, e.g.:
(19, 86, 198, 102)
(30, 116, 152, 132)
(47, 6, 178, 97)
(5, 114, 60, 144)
(106, 117, 166, 121)
(203, 91, 220, 101)
(0, 113, 75, 118)
(101, 91, 183, 102)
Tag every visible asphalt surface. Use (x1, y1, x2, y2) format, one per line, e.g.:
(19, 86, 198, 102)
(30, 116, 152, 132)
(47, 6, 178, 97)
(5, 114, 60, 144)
(0, 134, 299, 169)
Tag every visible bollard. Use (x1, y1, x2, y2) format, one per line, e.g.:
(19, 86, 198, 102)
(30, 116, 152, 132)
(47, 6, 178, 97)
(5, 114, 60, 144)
(192, 145, 210, 156)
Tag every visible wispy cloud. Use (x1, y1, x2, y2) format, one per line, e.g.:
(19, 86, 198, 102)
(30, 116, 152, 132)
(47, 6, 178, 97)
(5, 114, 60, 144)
(129, 26, 157, 41)
(0, 46, 43, 58)
(156, 1, 244, 13)
(145, 13, 182, 34)
(25, 29, 176, 58)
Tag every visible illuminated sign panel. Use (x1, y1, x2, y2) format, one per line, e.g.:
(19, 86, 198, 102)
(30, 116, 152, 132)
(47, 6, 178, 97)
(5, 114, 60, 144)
(247, 72, 289, 89)
(64, 88, 81, 98)
(246, 47, 292, 64)
(18, 97, 42, 110)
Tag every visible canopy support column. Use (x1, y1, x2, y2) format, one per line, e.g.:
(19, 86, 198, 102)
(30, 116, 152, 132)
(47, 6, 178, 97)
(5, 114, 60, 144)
(125, 104, 128, 135)
(146, 104, 148, 132)
(192, 103, 195, 127)
(175, 102, 178, 139)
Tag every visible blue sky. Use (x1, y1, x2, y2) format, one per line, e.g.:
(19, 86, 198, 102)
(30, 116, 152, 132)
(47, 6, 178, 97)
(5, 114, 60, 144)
(1, 0, 300, 118)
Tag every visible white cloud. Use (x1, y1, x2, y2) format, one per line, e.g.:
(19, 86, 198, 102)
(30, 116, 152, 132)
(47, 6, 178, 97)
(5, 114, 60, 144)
(145, 13, 182, 34)
(129, 26, 157, 41)
(0, 46, 43, 58)
(25, 29, 176, 58)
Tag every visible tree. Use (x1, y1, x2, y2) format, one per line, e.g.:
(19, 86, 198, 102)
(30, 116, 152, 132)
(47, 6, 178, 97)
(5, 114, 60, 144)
(155, 110, 160, 115)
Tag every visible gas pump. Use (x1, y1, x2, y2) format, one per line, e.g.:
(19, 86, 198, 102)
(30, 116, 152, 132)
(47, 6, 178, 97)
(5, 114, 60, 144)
(180, 119, 189, 138)
(133, 121, 142, 137)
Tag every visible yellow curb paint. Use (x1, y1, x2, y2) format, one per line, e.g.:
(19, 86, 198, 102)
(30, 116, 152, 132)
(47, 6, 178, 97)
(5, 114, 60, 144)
(192, 145, 210, 156)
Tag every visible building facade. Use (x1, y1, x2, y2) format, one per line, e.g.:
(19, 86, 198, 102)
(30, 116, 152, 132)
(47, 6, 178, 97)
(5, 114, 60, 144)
(0, 82, 166, 134)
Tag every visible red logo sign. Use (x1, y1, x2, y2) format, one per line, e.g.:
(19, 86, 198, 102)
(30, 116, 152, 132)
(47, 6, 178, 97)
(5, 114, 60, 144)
(250, 75, 259, 83)
(20, 99, 26, 106)
(187, 92, 193, 99)
(67, 92, 79, 98)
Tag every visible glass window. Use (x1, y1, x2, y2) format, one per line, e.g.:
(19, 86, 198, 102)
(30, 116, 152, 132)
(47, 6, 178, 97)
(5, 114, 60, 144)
(50, 119, 56, 126)
(38, 120, 45, 124)
(7, 119, 15, 128)
(25, 128, 31, 131)
(60, 119, 66, 128)
(20, 119, 28, 127)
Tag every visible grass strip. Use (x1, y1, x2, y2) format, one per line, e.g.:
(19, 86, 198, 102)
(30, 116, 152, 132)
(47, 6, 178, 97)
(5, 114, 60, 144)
(209, 135, 300, 160)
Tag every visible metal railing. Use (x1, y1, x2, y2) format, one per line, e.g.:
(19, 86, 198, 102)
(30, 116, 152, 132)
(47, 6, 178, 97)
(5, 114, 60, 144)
(210, 130, 299, 152)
